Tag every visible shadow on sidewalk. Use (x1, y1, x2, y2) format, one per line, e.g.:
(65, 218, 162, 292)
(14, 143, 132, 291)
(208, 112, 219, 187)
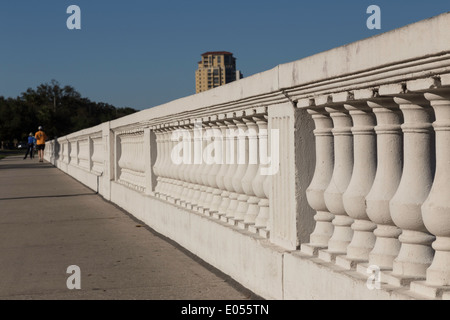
(0, 193, 97, 201)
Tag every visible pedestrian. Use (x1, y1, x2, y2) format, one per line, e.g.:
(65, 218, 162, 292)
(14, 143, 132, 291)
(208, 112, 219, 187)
(23, 133, 36, 159)
(35, 126, 48, 163)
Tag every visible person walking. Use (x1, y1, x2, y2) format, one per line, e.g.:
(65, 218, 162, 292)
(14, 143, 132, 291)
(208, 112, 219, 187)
(23, 133, 36, 159)
(35, 126, 48, 163)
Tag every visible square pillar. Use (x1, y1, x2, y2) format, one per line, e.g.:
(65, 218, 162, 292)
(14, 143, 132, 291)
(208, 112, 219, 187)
(268, 102, 316, 250)
(101, 122, 113, 200)
(144, 127, 157, 196)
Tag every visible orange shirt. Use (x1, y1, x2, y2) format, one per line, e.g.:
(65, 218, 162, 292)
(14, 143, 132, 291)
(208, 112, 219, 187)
(35, 130, 47, 145)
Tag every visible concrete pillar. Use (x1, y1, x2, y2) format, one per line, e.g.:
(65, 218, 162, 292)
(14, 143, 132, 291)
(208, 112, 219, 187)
(268, 102, 315, 250)
(100, 122, 113, 200)
(88, 136, 93, 172)
(253, 116, 270, 231)
(144, 127, 157, 196)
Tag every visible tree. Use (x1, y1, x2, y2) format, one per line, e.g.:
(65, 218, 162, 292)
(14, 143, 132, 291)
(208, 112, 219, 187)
(0, 81, 137, 148)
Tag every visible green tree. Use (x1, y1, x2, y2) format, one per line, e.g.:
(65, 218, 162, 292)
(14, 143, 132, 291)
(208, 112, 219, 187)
(0, 80, 137, 148)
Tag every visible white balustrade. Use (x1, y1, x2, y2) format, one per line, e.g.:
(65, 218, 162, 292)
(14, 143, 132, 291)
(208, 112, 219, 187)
(42, 12, 450, 300)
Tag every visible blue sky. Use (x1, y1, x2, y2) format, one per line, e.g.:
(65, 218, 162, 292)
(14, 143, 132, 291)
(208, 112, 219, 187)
(0, 1, 448, 110)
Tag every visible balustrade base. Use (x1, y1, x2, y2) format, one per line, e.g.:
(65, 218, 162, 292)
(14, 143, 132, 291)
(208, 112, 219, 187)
(383, 271, 425, 287)
(410, 281, 450, 299)
(211, 211, 223, 220)
(237, 221, 253, 231)
(300, 243, 326, 256)
(248, 225, 262, 235)
(335, 255, 367, 270)
(318, 250, 345, 263)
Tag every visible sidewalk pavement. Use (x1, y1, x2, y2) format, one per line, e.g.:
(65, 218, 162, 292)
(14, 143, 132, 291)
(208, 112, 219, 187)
(0, 155, 258, 300)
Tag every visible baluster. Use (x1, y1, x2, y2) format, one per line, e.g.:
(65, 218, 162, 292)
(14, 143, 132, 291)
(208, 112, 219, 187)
(231, 118, 250, 223)
(207, 120, 226, 217)
(224, 120, 240, 222)
(195, 121, 211, 212)
(179, 124, 194, 205)
(319, 105, 354, 262)
(388, 94, 435, 285)
(202, 120, 221, 214)
(337, 102, 377, 269)
(185, 122, 200, 207)
(241, 117, 260, 226)
(172, 124, 186, 201)
(190, 121, 205, 208)
(301, 108, 335, 256)
(159, 128, 172, 197)
(219, 120, 237, 220)
(363, 98, 403, 271)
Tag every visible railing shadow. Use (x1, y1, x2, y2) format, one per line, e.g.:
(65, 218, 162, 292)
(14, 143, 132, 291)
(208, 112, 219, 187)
(0, 193, 97, 201)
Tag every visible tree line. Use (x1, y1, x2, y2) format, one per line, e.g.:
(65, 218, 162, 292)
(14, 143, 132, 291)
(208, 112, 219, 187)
(0, 80, 137, 148)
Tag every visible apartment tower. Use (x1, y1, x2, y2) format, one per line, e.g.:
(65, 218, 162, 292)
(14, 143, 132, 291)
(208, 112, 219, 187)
(195, 51, 243, 93)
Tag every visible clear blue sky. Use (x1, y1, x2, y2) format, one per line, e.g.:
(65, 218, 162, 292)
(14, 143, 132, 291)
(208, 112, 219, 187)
(0, 1, 448, 110)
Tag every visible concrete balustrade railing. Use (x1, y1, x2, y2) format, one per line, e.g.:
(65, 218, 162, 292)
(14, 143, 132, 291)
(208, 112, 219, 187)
(44, 13, 450, 299)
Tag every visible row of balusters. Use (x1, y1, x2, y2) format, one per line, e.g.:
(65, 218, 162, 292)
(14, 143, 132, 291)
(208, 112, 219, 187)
(152, 114, 272, 234)
(52, 138, 104, 174)
(302, 90, 450, 288)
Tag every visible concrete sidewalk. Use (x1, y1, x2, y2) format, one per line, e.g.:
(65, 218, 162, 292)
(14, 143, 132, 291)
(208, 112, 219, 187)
(0, 156, 258, 300)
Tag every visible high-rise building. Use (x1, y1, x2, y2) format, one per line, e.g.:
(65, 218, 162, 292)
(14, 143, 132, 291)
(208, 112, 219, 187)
(195, 51, 243, 93)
